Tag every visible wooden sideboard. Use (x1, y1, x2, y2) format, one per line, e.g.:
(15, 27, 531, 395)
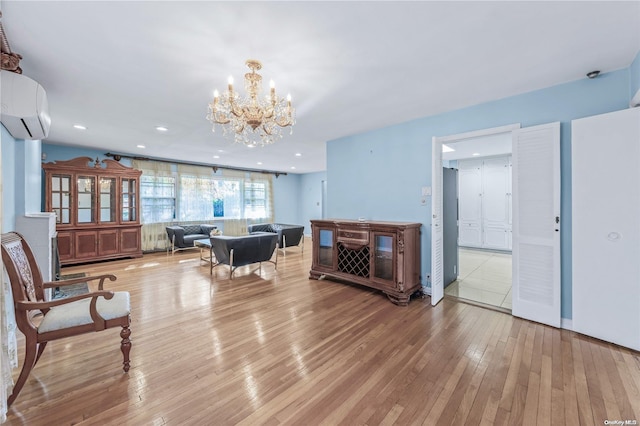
(309, 219, 421, 305)
(43, 157, 143, 265)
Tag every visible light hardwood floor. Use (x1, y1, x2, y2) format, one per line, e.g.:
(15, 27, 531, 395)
(4, 239, 640, 425)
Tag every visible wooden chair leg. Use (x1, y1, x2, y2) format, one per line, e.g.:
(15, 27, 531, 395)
(8, 340, 39, 407)
(120, 325, 131, 372)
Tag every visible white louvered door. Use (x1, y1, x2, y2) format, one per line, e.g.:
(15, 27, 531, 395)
(431, 137, 444, 305)
(512, 122, 561, 327)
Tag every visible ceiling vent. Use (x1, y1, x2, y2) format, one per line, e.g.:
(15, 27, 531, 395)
(0, 70, 51, 140)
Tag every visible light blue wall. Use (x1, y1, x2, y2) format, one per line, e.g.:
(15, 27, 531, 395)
(300, 171, 327, 235)
(272, 173, 300, 225)
(631, 50, 640, 102)
(1, 125, 17, 231)
(2, 125, 43, 231)
(42, 144, 130, 166)
(327, 67, 632, 320)
(20, 139, 43, 214)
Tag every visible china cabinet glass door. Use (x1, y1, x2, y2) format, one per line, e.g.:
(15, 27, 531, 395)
(50, 174, 71, 224)
(99, 178, 116, 223)
(76, 176, 95, 223)
(122, 178, 138, 222)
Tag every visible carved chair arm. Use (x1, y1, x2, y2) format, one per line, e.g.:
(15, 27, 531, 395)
(43, 274, 117, 291)
(17, 291, 115, 311)
(17, 291, 116, 331)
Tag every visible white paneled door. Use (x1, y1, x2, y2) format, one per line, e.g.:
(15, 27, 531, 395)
(511, 122, 561, 328)
(458, 159, 482, 247)
(482, 156, 511, 250)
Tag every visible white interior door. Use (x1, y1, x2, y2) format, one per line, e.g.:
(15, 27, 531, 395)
(431, 137, 444, 305)
(511, 122, 561, 328)
(572, 107, 640, 351)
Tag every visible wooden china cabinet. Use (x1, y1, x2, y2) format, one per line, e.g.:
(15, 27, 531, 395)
(43, 157, 143, 265)
(309, 219, 422, 305)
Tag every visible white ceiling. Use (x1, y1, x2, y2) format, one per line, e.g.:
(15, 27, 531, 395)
(442, 132, 512, 161)
(2, 1, 639, 174)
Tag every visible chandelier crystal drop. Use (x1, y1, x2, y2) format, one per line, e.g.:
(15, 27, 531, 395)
(206, 59, 296, 147)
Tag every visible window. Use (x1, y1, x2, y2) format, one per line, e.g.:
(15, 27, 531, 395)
(212, 179, 242, 219)
(140, 175, 176, 223)
(134, 160, 273, 224)
(178, 175, 217, 221)
(244, 181, 268, 219)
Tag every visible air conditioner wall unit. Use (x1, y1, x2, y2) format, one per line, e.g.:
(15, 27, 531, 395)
(0, 70, 51, 140)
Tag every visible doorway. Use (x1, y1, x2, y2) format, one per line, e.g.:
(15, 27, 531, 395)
(441, 130, 515, 310)
(431, 122, 562, 329)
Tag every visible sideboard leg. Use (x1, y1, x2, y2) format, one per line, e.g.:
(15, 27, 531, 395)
(309, 270, 322, 280)
(386, 293, 410, 306)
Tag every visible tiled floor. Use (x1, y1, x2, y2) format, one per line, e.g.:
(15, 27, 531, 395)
(444, 247, 512, 310)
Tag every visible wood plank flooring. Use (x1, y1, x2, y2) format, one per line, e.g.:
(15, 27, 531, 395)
(4, 240, 640, 425)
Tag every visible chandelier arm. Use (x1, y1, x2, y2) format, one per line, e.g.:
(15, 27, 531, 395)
(211, 110, 231, 124)
(214, 114, 231, 125)
(234, 121, 246, 134)
(261, 124, 273, 136)
(274, 116, 293, 127)
(230, 104, 244, 118)
(263, 108, 275, 120)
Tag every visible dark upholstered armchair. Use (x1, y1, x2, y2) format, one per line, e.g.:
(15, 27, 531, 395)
(209, 233, 278, 279)
(166, 224, 217, 253)
(247, 223, 305, 255)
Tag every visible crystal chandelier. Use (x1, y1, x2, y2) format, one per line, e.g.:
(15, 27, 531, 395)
(206, 59, 295, 147)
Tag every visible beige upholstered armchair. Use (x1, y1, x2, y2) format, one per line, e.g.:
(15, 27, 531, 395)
(0, 232, 131, 407)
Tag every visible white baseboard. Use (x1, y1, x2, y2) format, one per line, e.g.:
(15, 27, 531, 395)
(561, 318, 573, 331)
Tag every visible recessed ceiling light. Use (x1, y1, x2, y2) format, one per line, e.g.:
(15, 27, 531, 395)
(137, 145, 146, 149)
(217, 150, 224, 153)
(442, 144, 455, 153)
(213, 155, 220, 159)
(257, 162, 263, 165)
(73, 124, 87, 130)
(291, 166, 296, 170)
(472, 152, 480, 156)
(295, 153, 302, 157)
(247, 145, 255, 149)
(155, 126, 168, 132)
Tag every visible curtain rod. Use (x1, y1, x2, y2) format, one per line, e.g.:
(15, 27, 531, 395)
(104, 152, 288, 178)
